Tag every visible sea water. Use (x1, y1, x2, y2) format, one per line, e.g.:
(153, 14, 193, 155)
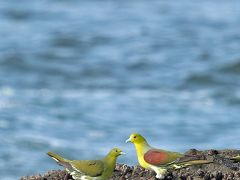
(0, 0, 240, 179)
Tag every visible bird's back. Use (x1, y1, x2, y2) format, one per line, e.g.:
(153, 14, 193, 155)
(69, 160, 104, 177)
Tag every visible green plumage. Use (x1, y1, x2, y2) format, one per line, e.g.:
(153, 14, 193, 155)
(47, 148, 124, 180)
(70, 160, 104, 177)
(167, 154, 213, 168)
(230, 155, 240, 162)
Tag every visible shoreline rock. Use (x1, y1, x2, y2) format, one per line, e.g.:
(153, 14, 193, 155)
(20, 149, 240, 180)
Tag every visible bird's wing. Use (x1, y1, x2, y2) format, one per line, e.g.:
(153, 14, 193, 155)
(144, 149, 183, 166)
(174, 155, 205, 164)
(70, 160, 104, 177)
(171, 154, 213, 167)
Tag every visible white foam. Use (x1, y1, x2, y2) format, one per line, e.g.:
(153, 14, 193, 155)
(0, 119, 9, 129)
(0, 86, 15, 97)
(87, 130, 107, 139)
(0, 100, 17, 109)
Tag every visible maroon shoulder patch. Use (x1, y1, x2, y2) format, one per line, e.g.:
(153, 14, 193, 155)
(144, 150, 168, 165)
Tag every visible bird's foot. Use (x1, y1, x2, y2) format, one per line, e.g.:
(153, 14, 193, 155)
(80, 176, 89, 180)
(172, 164, 182, 169)
(152, 167, 167, 180)
(155, 174, 165, 179)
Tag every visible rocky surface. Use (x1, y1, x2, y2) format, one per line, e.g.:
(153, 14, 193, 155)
(20, 149, 240, 180)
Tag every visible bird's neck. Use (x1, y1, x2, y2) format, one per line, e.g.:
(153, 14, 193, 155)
(102, 154, 117, 176)
(134, 141, 151, 167)
(103, 154, 117, 165)
(135, 141, 150, 154)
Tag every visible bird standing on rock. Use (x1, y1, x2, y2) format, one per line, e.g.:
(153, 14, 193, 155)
(47, 148, 124, 180)
(126, 133, 213, 179)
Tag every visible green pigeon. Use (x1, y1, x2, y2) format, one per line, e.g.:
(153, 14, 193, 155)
(47, 148, 124, 180)
(126, 133, 213, 179)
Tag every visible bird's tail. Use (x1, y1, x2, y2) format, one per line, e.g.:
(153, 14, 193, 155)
(47, 151, 73, 173)
(230, 155, 240, 162)
(181, 159, 213, 166)
(47, 151, 66, 162)
(172, 159, 213, 169)
(47, 151, 73, 170)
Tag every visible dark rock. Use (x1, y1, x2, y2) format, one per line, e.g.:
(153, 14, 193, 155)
(196, 169, 205, 177)
(20, 149, 240, 180)
(185, 149, 199, 156)
(203, 173, 211, 180)
(207, 149, 219, 156)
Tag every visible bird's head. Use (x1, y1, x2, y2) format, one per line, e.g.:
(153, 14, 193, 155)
(126, 133, 146, 145)
(109, 148, 125, 157)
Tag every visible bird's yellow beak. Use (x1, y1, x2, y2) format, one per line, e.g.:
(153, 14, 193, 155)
(125, 137, 132, 143)
(120, 152, 126, 155)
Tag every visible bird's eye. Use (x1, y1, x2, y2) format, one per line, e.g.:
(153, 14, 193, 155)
(133, 136, 136, 139)
(115, 150, 118, 152)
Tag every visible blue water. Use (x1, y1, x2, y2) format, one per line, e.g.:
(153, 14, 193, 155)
(0, 0, 240, 179)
